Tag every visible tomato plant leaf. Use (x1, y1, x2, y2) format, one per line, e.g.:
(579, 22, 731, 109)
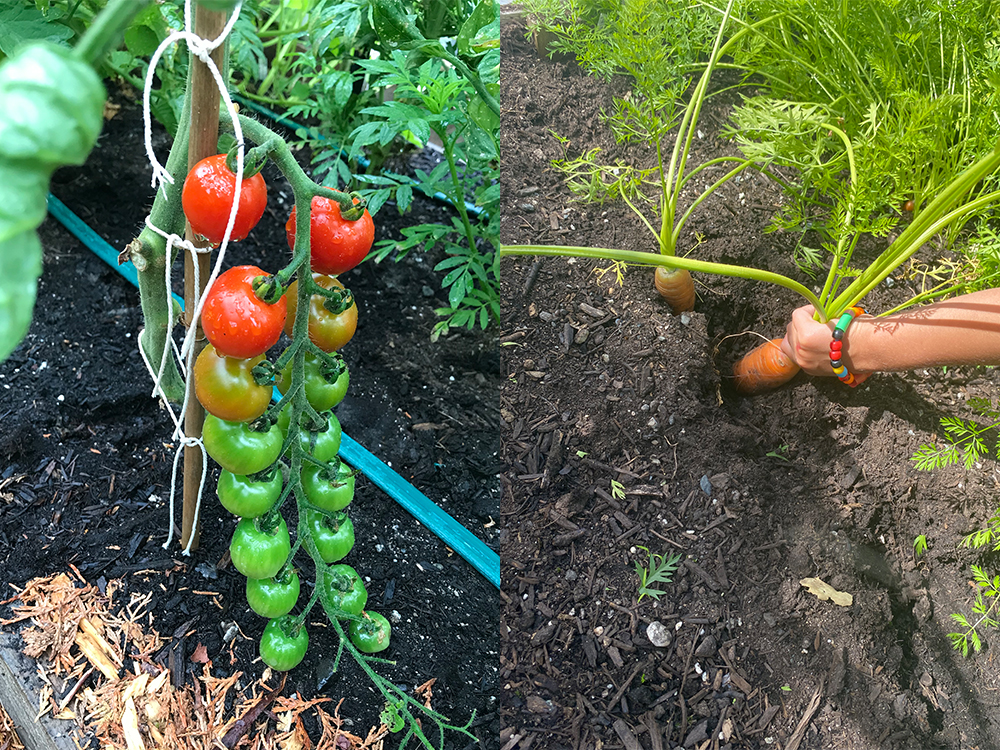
(124, 23, 160, 59)
(395, 184, 413, 213)
(0, 5, 72, 58)
(457, 0, 499, 57)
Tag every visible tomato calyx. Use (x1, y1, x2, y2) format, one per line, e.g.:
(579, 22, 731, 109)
(223, 140, 270, 180)
(252, 273, 285, 305)
(338, 191, 368, 222)
(314, 350, 347, 380)
(305, 275, 354, 315)
(251, 359, 278, 387)
(249, 411, 280, 434)
(328, 566, 360, 594)
(256, 506, 286, 537)
(276, 612, 307, 640)
(300, 410, 330, 434)
(317, 457, 356, 486)
(323, 290, 354, 316)
(247, 464, 281, 485)
(314, 189, 368, 222)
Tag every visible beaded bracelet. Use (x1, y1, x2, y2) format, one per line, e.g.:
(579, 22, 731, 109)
(830, 306, 865, 387)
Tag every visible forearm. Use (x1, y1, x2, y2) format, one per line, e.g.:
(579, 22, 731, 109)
(847, 288, 1000, 373)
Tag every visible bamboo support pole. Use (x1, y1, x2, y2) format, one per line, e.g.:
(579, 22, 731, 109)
(181, 5, 228, 551)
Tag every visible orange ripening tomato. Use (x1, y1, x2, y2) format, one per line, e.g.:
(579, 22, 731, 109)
(193, 343, 272, 422)
(284, 274, 358, 352)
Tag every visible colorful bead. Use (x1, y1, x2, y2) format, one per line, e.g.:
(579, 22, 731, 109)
(830, 307, 865, 387)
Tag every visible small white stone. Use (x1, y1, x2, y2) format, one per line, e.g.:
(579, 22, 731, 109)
(646, 621, 672, 648)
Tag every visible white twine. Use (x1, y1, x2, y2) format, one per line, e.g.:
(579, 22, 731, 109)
(136, 0, 245, 555)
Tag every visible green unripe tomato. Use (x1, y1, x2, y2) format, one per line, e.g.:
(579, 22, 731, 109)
(296, 411, 342, 463)
(204, 414, 283, 475)
(277, 411, 342, 467)
(259, 615, 308, 671)
(305, 511, 354, 563)
(276, 351, 349, 412)
(246, 568, 300, 619)
(301, 461, 355, 512)
(217, 467, 282, 518)
(326, 564, 367, 616)
(349, 611, 391, 653)
(230, 515, 291, 580)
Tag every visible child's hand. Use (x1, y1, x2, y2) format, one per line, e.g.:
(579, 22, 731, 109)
(781, 305, 870, 382)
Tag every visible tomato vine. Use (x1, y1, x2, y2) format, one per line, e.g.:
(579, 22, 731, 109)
(122, 5, 476, 746)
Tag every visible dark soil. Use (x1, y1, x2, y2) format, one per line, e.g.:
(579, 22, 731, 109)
(0, 89, 500, 747)
(500, 14, 1000, 750)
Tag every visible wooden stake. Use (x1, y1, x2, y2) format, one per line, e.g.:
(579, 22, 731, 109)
(181, 5, 228, 551)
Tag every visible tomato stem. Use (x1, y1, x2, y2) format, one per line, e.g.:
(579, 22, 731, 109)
(327, 616, 475, 748)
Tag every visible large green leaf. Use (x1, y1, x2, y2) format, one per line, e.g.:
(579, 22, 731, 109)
(0, 229, 42, 361)
(0, 44, 105, 362)
(0, 43, 105, 166)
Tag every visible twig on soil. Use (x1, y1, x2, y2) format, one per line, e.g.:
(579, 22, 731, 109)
(522, 259, 544, 296)
(784, 684, 824, 750)
(671, 636, 696, 742)
(580, 457, 643, 479)
(605, 662, 647, 714)
(58, 666, 95, 711)
(221, 674, 286, 748)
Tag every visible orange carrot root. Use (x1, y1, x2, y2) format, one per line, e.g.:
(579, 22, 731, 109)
(654, 267, 695, 314)
(732, 337, 800, 395)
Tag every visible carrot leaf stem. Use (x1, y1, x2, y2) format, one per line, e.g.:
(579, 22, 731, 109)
(498, 244, 824, 314)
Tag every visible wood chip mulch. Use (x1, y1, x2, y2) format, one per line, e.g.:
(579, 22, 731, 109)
(1, 567, 393, 750)
(0, 700, 26, 750)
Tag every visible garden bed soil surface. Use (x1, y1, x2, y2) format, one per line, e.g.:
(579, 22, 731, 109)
(500, 15, 1000, 750)
(0, 89, 500, 748)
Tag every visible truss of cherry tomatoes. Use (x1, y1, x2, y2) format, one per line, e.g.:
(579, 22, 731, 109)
(183, 154, 391, 671)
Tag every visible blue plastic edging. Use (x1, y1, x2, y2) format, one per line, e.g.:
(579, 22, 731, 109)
(46, 193, 501, 590)
(230, 93, 487, 220)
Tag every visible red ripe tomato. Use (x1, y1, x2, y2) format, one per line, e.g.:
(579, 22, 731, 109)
(193, 343, 271, 422)
(285, 196, 374, 276)
(202, 265, 287, 358)
(283, 275, 357, 352)
(182, 154, 267, 244)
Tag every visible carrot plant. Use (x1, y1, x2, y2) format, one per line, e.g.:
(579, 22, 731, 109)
(722, 0, 1000, 280)
(501, 137, 1000, 390)
(519, 0, 717, 133)
(517, 0, 793, 313)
